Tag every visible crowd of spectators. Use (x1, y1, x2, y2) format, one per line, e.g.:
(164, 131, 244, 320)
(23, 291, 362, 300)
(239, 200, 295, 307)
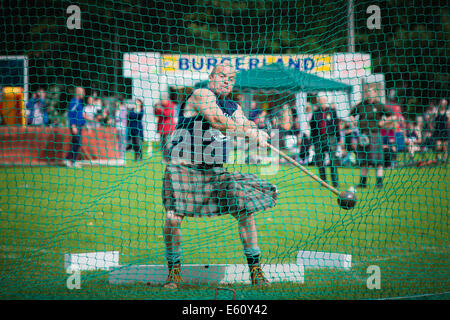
(154, 96, 177, 164)
(26, 88, 50, 126)
(13, 85, 449, 167)
(20, 86, 146, 167)
(242, 92, 449, 168)
(23, 87, 119, 129)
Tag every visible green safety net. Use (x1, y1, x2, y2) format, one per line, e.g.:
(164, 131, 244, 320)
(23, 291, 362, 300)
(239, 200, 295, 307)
(0, 0, 448, 300)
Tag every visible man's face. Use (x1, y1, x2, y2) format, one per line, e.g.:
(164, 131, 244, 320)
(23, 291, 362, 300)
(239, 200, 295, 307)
(76, 88, 85, 99)
(209, 65, 236, 98)
(319, 96, 328, 110)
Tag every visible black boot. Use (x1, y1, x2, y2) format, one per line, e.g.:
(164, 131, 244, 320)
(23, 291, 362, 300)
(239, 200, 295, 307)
(331, 166, 339, 189)
(376, 177, 383, 189)
(357, 176, 367, 188)
(319, 166, 327, 184)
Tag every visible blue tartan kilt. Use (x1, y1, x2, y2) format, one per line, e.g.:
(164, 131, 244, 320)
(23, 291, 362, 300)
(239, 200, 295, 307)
(162, 164, 278, 217)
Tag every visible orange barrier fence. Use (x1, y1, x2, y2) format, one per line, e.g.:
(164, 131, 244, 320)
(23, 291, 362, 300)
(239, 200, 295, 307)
(0, 126, 121, 165)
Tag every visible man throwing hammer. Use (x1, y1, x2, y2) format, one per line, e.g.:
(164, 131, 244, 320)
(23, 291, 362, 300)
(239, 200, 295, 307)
(161, 62, 278, 289)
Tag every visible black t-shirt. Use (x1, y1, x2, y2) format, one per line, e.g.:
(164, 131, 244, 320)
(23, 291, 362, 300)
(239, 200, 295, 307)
(434, 112, 448, 132)
(310, 106, 341, 141)
(350, 100, 385, 134)
(171, 90, 238, 165)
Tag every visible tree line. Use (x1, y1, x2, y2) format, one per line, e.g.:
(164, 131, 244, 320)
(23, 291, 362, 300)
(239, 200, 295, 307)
(1, 0, 448, 116)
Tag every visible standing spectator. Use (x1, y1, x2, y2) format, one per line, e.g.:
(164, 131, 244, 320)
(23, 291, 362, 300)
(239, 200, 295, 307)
(115, 100, 128, 160)
(289, 107, 301, 158)
(169, 87, 180, 120)
(295, 101, 314, 165)
(101, 97, 114, 127)
(350, 94, 386, 189)
(279, 103, 293, 132)
(26, 89, 49, 126)
(405, 120, 422, 160)
(46, 83, 64, 126)
(341, 120, 358, 166)
(310, 95, 341, 189)
(395, 114, 407, 152)
(295, 130, 312, 165)
(84, 96, 103, 131)
(423, 102, 438, 151)
(432, 99, 449, 162)
(154, 97, 177, 163)
(65, 87, 86, 168)
(415, 114, 425, 152)
(380, 106, 397, 168)
(93, 97, 104, 125)
(290, 107, 301, 137)
(385, 93, 402, 119)
(0, 86, 2, 125)
(386, 94, 407, 153)
(271, 103, 293, 153)
(128, 99, 145, 161)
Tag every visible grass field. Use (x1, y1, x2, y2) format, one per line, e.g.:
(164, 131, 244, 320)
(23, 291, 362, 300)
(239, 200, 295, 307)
(0, 145, 448, 299)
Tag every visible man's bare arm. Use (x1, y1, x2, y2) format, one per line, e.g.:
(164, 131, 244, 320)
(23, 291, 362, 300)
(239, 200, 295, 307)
(233, 104, 269, 144)
(193, 89, 253, 137)
(232, 105, 257, 130)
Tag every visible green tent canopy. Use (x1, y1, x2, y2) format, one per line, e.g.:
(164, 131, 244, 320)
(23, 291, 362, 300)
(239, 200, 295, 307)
(195, 63, 352, 92)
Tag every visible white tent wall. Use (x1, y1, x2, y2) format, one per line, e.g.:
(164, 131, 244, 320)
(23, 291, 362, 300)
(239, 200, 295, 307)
(132, 77, 159, 142)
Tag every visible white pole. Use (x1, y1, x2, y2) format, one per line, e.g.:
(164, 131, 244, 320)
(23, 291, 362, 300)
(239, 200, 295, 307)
(348, 0, 355, 53)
